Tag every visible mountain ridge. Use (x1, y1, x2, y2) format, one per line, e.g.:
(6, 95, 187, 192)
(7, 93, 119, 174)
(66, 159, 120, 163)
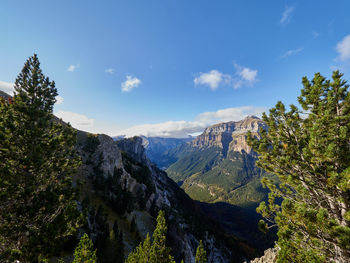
(160, 116, 277, 250)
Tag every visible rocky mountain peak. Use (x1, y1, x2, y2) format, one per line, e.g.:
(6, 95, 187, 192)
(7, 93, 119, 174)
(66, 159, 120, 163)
(117, 136, 150, 165)
(192, 116, 266, 155)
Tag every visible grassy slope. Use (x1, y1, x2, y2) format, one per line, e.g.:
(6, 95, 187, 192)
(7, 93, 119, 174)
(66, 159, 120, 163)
(165, 144, 278, 250)
(167, 147, 273, 208)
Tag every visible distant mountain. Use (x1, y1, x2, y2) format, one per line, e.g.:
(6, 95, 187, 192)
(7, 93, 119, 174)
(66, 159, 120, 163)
(140, 136, 194, 169)
(166, 116, 270, 207)
(156, 116, 277, 249)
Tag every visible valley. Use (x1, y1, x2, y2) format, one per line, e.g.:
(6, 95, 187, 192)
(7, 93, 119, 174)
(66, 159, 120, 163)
(142, 116, 277, 250)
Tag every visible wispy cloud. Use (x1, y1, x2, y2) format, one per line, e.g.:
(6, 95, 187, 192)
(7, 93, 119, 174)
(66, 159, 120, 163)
(280, 47, 303, 59)
(194, 70, 231, 90)
(55, 110, 94, 130)
(55, 96, 64, 105)
(280, 6, 295, 26)
(67, 64, 80, 72)
(195, 106, 266, 124)
(233, 64, 258, 89)
(105, 68, 115, 74)
(312, 31, 320, 39)
(117, 106, 266, 138)
(0, 80, 15, 95)
(121, 75, 142, 92)
(119, 120, 207, 138)
(336, 35, 350, 61)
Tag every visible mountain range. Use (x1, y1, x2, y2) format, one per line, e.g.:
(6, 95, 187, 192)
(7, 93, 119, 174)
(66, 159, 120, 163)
(141, 116, 277, 249)
(0, 91, 275, 262)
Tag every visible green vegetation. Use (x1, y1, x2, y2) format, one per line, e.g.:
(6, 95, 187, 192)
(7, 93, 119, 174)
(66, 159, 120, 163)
(195, 240, 207, 263)
(167, 147, 272, 208)
(167, 146, 221, 183)
(73, 233, 97, 263)
(248, 71, 350, 262)
(0, 54, 81, 262)
(125, 210, 175, 263)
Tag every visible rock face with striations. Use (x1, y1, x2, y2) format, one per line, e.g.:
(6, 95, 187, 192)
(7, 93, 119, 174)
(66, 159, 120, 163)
(165, 116, 277, 251)
(192, 116, 266, 155)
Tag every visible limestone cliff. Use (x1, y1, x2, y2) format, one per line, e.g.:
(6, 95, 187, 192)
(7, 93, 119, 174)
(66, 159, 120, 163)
(166, 116, 277, 251)
(191, 116, 266, 155)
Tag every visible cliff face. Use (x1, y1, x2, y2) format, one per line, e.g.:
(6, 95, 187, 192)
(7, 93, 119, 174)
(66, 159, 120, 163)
(191, 116, 266, 155)
(165, 117, 277, 251)
(76, 132, 245, 262)
(140, 136, 193, 169)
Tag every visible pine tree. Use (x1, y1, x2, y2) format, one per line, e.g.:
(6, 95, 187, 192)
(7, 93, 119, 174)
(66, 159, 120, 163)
(248, 71, 350, 262)
(195, 240, 207, 263)
(125, 233, 151, 263)
(149, 210, 175, 263)
(125, 210, 175, 263)
(0, 54, 81, 261)
(73, 233, 97, 263)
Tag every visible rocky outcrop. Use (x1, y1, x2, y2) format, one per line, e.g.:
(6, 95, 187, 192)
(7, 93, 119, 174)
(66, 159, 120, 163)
(192, 116, 266, 155)
(249, 247, 278, 263)
(77, 132, 237, 262)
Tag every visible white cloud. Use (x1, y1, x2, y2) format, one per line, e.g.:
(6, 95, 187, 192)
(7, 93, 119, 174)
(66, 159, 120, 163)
(55, 96, 64, 105)
(238, 67, 257, 82)
(0, 80, 15, 95)
(121, 75, 141, 92)
(55, 110, 94, 130)
(105, 68, 115, 74)
(280, 6, 295, 26)
(119, 121, 207, 138)
(280, 48, 303, 59)
(195, 106, 266, 124)
(194, 70, 231, 90)
(67, 64, 79, 72)
(233, 64, 258, 89)
(194, 65, 258, 90)
(336, 35, 350, 61)
(117, 106, 266, 138)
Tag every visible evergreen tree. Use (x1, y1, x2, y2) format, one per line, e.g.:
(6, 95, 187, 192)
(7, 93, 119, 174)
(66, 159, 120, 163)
(125, 210, 175, 263)
(248, 71, 350, 262)
(73, 233, 97, 263)
(195, 240, 207, 263)
(0, 54, 81, 261)
(149, 210, 175, 263)
(125, 233, 151, 263)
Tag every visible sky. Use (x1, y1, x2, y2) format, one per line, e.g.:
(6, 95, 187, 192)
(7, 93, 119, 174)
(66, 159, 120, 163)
(1, 0, 350, 137)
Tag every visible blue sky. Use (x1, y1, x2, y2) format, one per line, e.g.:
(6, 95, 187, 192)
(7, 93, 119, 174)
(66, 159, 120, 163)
(1, 0, 350, 137)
